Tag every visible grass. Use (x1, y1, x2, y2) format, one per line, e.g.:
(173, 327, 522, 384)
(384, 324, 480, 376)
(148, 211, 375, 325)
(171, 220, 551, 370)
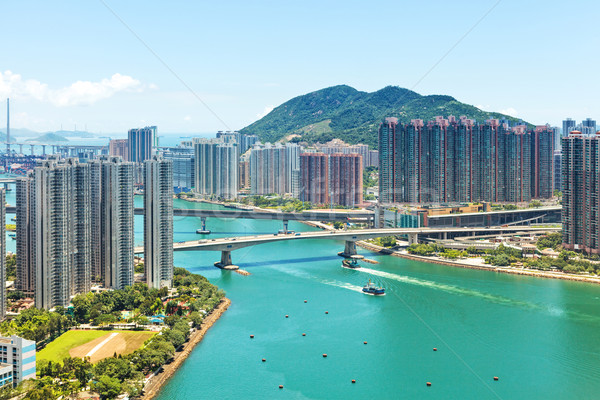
(38, 330, 108, 363)
(38, 330, 156, 364)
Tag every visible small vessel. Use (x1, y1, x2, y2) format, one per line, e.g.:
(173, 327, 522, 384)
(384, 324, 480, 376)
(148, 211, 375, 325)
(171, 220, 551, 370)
(196, 229, 211, 234)
(342, 254, 364, 269)
(362, 279, 385, 296)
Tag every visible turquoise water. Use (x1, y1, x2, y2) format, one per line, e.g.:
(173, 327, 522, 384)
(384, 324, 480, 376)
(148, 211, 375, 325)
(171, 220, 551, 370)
(153, 200, 600, 400)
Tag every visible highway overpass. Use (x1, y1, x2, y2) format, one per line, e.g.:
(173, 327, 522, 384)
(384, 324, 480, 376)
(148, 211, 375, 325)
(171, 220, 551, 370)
(134, 225, 560, 269)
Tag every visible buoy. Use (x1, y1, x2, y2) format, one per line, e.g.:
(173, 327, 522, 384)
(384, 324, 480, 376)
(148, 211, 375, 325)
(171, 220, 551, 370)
(325, 311, 329, 314)
(279, 385, 283, 389)
(304, 300, 307, 303)
(262, 358, 266, 362)
(302, 333, 306, 336)
(351, 379, 356, 383)
(285, 315, 289, 318)
(323, 353, 328, 358)
(433, 348, 437, 351)
(364, 341, 367, 344)
(426, 382, 432, 387)
(250, 335, 254, 339)
(494, 376, 499, 381)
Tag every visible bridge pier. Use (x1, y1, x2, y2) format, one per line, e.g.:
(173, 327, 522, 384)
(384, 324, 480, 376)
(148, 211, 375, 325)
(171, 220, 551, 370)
(41, 145, 46, 155)
(214, 250, 239, 270)
(30, 145, 34, 155)
(408, 233, 419, 245)
(18, 144, 22, 154)
(282, 219, 289, 234)
(197, 217, 210, 234)
(338, 240, 358, 258)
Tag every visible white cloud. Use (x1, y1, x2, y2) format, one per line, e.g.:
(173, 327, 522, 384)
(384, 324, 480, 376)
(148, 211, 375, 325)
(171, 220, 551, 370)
(184, 115, 191, 121)
(475, 104, 490, 111)
(499, 107, 518, 117)
(0, 71, 146, 107)
(256, 105, 274, 119)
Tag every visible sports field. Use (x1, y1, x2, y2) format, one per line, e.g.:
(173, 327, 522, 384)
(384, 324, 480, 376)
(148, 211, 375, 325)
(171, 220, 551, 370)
(38, 330, 156, 363)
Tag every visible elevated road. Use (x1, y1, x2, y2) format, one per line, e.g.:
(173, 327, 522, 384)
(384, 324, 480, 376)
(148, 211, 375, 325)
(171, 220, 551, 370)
(133, 225, 560, 269)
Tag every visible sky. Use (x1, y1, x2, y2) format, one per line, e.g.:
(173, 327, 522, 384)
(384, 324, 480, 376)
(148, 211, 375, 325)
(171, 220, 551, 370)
(0, 0, 598, 135)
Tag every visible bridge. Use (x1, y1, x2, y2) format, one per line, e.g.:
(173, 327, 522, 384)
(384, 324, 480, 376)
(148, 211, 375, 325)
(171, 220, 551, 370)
(3, 143, 107, 157)
(133, 226, 561, 269)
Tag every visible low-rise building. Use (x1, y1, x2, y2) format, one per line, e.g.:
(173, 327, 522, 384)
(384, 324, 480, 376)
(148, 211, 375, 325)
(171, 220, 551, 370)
(0, 335, 35, 386)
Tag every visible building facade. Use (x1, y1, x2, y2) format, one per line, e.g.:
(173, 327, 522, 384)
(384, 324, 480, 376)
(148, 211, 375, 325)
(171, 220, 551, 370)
(0, 335, 35, 387)
(89, 156, 135, 289)
(144, 156, 174, 289)
(0, 190, 4, 320)
(161, 146, 194, 190)
(300, 153, 329, 204)
(108, 139, 129, 161)
(128, 126, 156, 163)
(329, 153, 363, 207)
(562, 132, 600, 253)
(378, 116, 554, 205)
(194, 139, 238, 199)
(16, 158, 91, 309)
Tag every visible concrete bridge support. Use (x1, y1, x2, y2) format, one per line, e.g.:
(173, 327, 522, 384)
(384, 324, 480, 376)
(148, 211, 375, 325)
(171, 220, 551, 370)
(282, 219, 289, 234)
(408, 233, 419, 245)
(197, 217, 211, 234)
(214, 250, 239, 270)
(18, 144, 23, 154)
(30, 145, 34, 155)
(338, 240, 358, 258)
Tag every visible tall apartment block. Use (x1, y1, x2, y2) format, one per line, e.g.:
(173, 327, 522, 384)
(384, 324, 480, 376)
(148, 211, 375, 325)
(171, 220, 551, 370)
(329, 153, 363, 207)
(378, 116, 553, 205)
(0, 335, 35, 387)
(249, 142, 301, 195)
(554, 150, 562, 192)
(144, 156, 174, 289)
(128, 126, 156, 163)
(109, 139, 129, 161)
(315, 139, 379, 168)
(562, 132, 600, 253)
(239, 152, 250, 190)
(89, 156, 134, 289)
(194, 139, 238, 199)
(161, 146, 194, 190)
(16, 158, 91, 309)
(562, 118, 576, 137)
(300, 153, 329, 204)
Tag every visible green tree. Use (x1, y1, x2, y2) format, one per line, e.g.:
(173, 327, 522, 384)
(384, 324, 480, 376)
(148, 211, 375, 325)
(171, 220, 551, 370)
(94, 375, 122, 400)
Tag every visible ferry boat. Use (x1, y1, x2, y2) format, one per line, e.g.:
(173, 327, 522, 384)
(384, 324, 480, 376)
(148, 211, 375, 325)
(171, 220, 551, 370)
(362, 279, 385, 296)
(342, 254, 364, 269)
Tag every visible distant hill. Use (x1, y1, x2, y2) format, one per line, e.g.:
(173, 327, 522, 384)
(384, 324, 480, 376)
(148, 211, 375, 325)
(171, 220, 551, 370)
(239, 85, 530, 149)
(26, 133, 68, 143)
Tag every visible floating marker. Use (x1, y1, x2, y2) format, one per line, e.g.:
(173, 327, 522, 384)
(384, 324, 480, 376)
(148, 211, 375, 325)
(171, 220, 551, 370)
(262, 358, 266, 362)
(250, 335, 254, 339)
(351, 379, 356, 383)
(364, 341, 367, 344)
(325, 311, 329, 314)
(323, 353, 328, 358)
(304, 300, 307, 303)
(433, 348, 437, 351)
(494, 376, 499, 381)
(285, 315, 289, 318)
(426, 382, 432, 387)
(279, 385, 283, 389)
(302, 333, 306, 336)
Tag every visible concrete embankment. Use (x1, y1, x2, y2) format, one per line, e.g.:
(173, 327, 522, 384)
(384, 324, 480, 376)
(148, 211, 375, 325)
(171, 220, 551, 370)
(356, 240, 600, 285)
(141, 297, 231, 400)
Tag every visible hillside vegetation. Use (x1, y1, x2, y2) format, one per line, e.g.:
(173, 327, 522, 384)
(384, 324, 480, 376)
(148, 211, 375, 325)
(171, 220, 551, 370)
(240, 85, 529, 149)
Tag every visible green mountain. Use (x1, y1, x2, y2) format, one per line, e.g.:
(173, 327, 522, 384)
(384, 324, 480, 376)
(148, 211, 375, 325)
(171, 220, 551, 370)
(239, 85, 530, 149)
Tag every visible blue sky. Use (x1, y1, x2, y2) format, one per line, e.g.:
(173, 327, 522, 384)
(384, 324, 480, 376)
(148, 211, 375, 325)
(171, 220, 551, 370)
(1, 0, 598, 135)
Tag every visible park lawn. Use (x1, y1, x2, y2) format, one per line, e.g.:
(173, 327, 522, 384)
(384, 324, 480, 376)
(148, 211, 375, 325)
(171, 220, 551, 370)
(37, 330, 108, 363)
(38, 330, 156, 364)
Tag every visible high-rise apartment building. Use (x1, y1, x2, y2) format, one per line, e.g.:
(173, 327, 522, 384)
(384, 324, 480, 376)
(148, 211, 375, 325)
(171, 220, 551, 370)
(144, 156, 174, 289)
(531, 125, 555, 199)
(161, 146, 194, 190)
(128, 126, 156, 163)
(16, 158, 91, 309)
(315, 139, 379, 168)
(378, 116, 552, 205)
(89, 156, 135, 289)
(0, 335, 36, 386)
(330, 153, 363, 207)
(239, 152, 250, 190)
(300, 153, 329, 204)
(581, 118, 597, 135)
(562, 118, 576, 137)
(109, 139, 129, 161)
(554, 150, 562, 192)
(250, 143, 286, 195)
(194, 139, 238, 199)
(562, 132, 600, 253)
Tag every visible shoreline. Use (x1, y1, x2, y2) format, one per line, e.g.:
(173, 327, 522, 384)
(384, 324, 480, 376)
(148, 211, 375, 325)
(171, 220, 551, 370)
(356, 240, 600, 285)
(141, 297, 232, 400)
